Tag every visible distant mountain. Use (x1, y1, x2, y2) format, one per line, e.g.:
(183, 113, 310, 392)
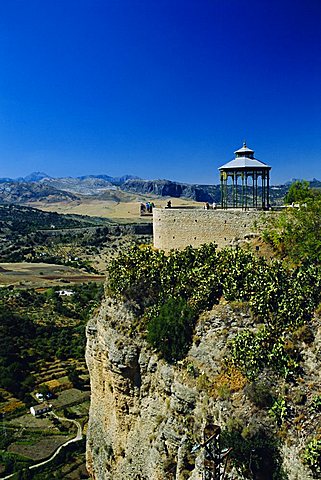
(0, 172, 51, 183)
(0, 172, 139, 186)
(0, 177, 15, 184)
(121, 179, 221, 203)
(39, 177, 116, 195)
(0, 182, 79, 204)
(23, 171, 51, 182)
(310, 178, 321, 188)
(76, 174, 140, 185)
(284, 178, 321, 187)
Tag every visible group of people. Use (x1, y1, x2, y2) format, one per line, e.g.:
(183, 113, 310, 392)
(204, 202, 217, 209)
(140, 199, 218, 215)
(140, 201, 155, 214)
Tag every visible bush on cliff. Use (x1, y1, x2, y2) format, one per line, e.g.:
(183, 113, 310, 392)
(147, 298, 195, 361)
(221, 425, 286, 479)
(262, 191, 321, 264)
(107, 242, 222, 313)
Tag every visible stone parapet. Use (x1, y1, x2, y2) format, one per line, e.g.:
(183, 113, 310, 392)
(153, 207, 272, 251)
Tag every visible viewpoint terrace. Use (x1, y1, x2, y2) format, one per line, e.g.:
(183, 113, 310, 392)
(153, 143, 273, 252)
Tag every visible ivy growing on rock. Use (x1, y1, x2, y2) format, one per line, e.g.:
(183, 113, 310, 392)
(107, 243, 321, 374)
(304, 437, 321, 477)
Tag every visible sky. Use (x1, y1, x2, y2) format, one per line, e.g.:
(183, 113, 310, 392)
(0, 0, 321, 185)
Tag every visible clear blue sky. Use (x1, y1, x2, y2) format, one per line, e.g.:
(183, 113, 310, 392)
(0, 0, 320, 184)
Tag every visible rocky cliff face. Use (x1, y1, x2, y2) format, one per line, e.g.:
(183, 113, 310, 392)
(86, 295, 320, 480)
(121, 179, 221, 203)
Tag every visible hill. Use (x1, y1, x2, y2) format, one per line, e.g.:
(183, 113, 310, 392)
(39, 177, 115, 195)
(0, 182, 79, 204)
(0, 204, 103, 235)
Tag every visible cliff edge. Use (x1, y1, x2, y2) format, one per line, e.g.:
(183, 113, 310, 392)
(86, 294, 320, 480)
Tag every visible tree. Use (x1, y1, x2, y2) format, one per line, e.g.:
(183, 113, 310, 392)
(263, 198, 321, 264)
(38, 383, 51, 396)
(66, 364, 81, 387)
(284, 180, 313, 204)
(17, 468, 32, 480)
(147, 298, 195, 361)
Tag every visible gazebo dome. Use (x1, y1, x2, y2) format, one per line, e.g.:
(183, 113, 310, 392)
(219, 142, 271, 171)
(234, 142, 255, 157)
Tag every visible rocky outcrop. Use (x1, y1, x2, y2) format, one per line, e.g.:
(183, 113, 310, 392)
(121, 179, 221, 203)
(86, 296, 320, 479)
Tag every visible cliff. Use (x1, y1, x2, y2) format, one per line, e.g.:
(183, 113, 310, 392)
(86, 295, 321, 480)
(121, 179, 220, 203)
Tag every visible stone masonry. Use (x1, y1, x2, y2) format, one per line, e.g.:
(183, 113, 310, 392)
(153, 207, 273, 251)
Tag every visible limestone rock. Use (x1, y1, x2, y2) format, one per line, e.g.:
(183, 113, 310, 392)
(86, 297, 320, 480)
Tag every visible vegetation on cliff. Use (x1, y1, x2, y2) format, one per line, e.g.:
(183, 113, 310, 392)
(107, 200, 321, 477)
(147, 298, 196, 361)
(263, 181, 321, 263)
(108, 243, 320, 376)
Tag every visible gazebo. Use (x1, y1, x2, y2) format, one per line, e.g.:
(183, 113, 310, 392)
(219, 143, 271, 210)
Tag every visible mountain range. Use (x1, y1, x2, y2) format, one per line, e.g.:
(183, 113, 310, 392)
(0, 172, 320, 204)
(0, 172, 139, 185)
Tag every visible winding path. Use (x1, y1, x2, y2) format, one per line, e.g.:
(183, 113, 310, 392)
(0, 413, 83, 480)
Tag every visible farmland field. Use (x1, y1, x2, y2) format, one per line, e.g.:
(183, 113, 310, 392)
(31, 196, 199, 221)
(0, 262, 105, 287)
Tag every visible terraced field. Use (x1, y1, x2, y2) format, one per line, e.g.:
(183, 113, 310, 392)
(0, 262, 105, 287)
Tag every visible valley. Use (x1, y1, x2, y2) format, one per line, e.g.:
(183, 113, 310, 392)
(0, 204, 152, 479)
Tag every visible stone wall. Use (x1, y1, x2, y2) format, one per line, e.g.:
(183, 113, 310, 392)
(153, 207, 273, 251)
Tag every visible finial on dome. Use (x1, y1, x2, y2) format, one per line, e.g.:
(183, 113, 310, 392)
(243, 140, 247, 147)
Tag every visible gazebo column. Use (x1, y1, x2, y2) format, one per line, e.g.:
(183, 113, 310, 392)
(245, 173, 248, 210)
(252, 172, 255, 208)
(232, 172, 236, 207)
(228, 173, 232, 208)
(255, 172, 258, 208)
(235, 174, 238, 208)
(241, 174, 244, 210)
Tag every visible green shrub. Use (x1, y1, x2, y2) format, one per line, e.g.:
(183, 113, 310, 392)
(304, 437, 321, 477)
(147, 298, 195, 361)
(311, 395, 321, 412)
(245, 381, 274, 408)
(220, 425, 286, 479)
(262, 194, 321, 263)
(269, 397, 289, 426)
(284, 180, 314, 204)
